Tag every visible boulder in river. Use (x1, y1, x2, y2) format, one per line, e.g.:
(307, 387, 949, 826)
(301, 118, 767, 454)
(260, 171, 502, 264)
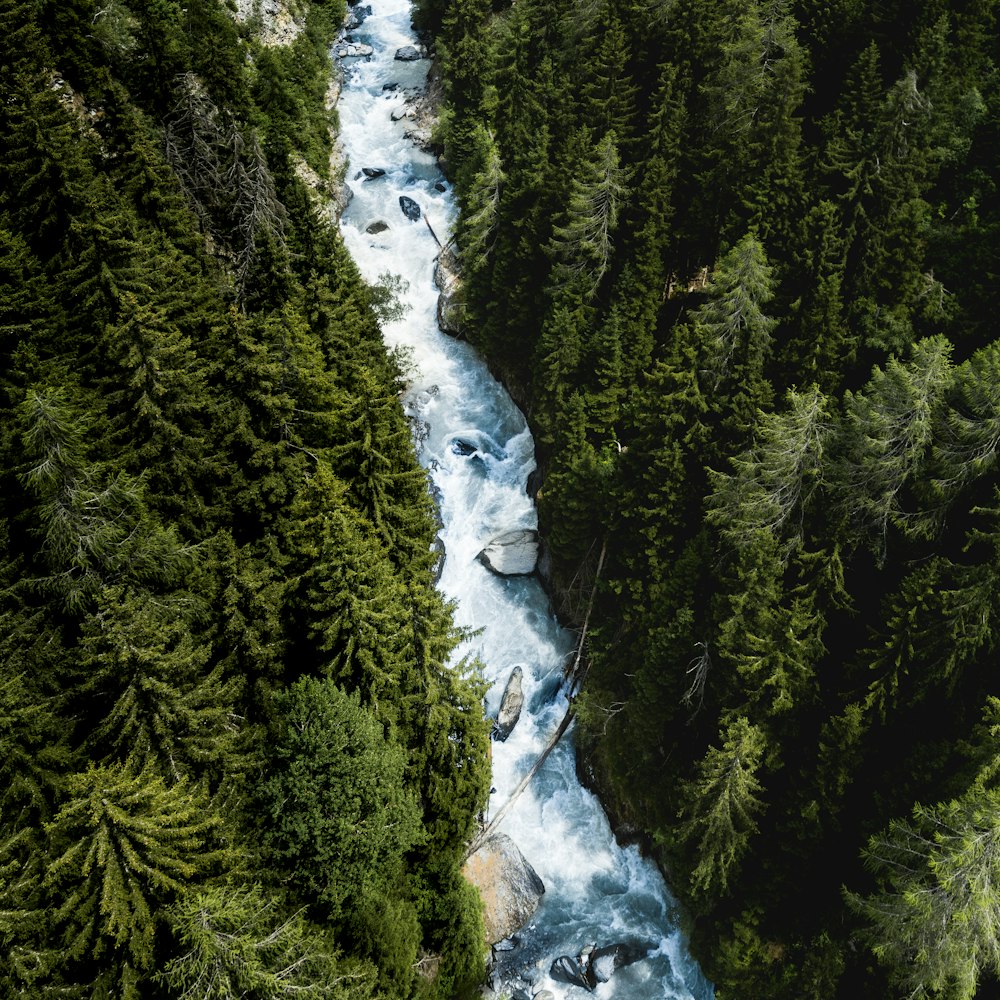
(336, 41, 373, 58)
(434, 245, 465, 337)
(550, 956, 592, 991)
(585, 942, 646, 987)
(365, 220, 389, 234)
(477, 529, 539, 576)
(451, 438, 478, 457)
(361, 166, 386, 179)
(462, 833, 544, 944)
(394, 44, 425, 60)
(399, 195, 421, 221)
(343, 3, 371, 28)
(492, 666, 524, 742)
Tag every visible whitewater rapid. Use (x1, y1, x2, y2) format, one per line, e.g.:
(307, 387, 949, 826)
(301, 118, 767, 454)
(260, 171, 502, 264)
(335, 7, 712, 996)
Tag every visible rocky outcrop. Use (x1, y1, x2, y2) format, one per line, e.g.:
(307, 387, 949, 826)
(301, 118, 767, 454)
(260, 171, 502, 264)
(477, 529, 539, 576)
(344, 3, 372, 29)
(493, 666, 524, 742)
(392, 60, 445, 154)
(462, 833, 544, 945)
(548, 943, 644, 991)
(232, 0, 304, 46)
(434, 245, 465, 337)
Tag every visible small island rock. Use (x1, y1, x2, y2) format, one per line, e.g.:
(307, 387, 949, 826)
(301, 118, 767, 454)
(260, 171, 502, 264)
(493, 666, 524, 742)
(477, 529, 539, 576)
(399, 195, 421, 221)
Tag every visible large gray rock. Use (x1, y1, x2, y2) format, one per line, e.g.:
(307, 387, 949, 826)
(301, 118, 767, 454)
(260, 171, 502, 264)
(462, 833, 544, 945)
(394, 44, 425, 60)
(493, 666, 524, 742)
(477, 529, 539, 576)
(434, 246, 465, 337)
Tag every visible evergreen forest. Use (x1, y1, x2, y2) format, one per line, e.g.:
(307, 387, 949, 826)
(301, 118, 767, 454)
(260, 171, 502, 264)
(0, 2, 492, 998)
(421, 0, 1000, 995)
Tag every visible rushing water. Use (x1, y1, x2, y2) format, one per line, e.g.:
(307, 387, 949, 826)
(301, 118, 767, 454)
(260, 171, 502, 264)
(335, 8, 712, 997)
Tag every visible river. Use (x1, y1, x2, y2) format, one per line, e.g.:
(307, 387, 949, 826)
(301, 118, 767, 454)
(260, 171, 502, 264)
(335, 6, 713, 997)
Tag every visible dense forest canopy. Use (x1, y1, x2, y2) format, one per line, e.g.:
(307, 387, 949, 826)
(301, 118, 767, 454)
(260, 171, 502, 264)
(421, 0, 1000, 995)
(0, 2, 491, 998)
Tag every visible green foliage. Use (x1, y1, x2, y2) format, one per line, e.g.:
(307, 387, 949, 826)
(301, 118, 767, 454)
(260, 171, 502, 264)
(677, 716, 767, 897)
(161, 884, 375, 1000)
(0, 763, 224, 996)
(432, 0, 1000, 990)
(0, 4, 489, 996)
(849, 785, 1000, 999)
(258, 677, 423, 918)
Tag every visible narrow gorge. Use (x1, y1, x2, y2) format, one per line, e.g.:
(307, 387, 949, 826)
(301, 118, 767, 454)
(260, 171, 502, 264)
(331, 4, 713, 997)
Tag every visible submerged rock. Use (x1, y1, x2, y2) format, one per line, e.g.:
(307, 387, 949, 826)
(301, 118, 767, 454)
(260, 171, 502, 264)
(462, 833, 544, 944)
(550, 956, 592, 991)
(477, 529, 539, 576)
(451, 438, 478, 457)
(365, 220, 389, 234)
(399, 195, 421, 221)
(493, 666, 524, 742)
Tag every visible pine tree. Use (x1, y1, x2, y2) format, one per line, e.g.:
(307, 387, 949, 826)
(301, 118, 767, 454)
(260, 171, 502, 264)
(258, 677, 422, 920)
(692, 231, 777, 450)
(161, 884, 375, 1000)
(833, 336, 954, 556)
(2, 762, 224, 997)
(849, 786, 1000, 1000)
(697, 0, 807, 250)
(76, 588, 243, 784)
(714, 532, 825, 718)
(782, 200, 854, 391)
(707, 385, 832, 551)
(284, 469, 412, 707)
(17, 387, 191, 610)
(547, 129, 626, 299)
(678, 716, 768, 897)
(456, 125, 505, 272)
(332, 367, 436, 567)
